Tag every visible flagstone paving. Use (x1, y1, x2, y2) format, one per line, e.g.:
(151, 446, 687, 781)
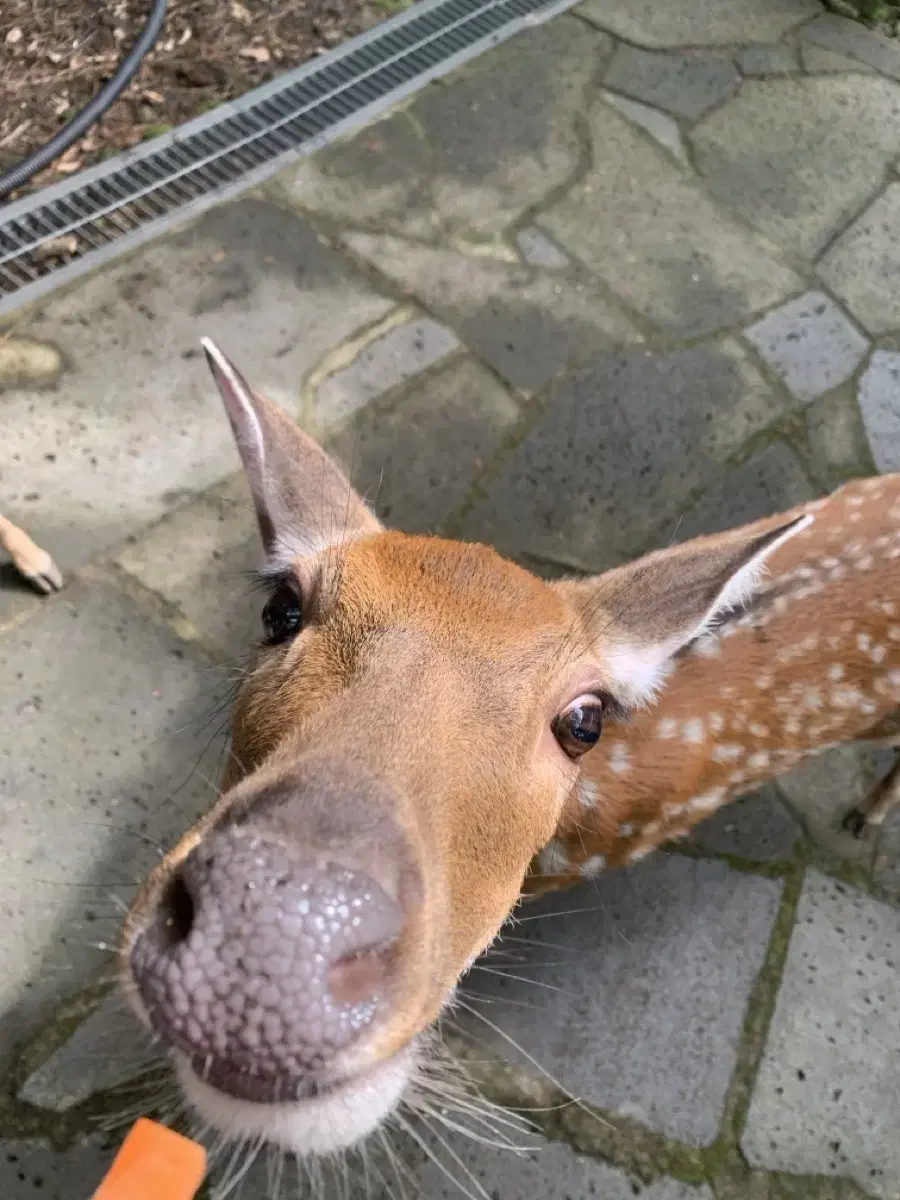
(1, 2, 898, 1197)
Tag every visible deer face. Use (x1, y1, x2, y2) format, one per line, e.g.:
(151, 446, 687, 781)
(120, 341, 807, 1159)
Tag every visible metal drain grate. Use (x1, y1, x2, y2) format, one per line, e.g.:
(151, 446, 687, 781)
(0, 0, 579, 316)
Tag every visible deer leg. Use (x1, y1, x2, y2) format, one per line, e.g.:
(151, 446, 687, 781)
(0, 514, 63, 594)
(842, 748, 900, 838)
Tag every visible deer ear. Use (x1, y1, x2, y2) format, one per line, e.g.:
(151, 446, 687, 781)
(552, 514, 812, 707)
(201, 338, 381, 568)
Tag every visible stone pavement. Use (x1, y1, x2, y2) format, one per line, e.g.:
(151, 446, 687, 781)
(1, 2, 900, 1197)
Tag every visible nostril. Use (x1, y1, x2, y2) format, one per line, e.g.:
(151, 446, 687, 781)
(154, 872, 195, 951)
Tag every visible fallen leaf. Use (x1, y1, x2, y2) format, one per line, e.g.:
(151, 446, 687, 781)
(5, 26, 23, 45)
(35, 234, 78, 261)
(47, 50, 63, 63)
(55, 149, 82, 174)
(143, 89, 164, 104)
(178, 26, 193, 44)
(231, 1, 252, 22)
(239, 44, 271, 63)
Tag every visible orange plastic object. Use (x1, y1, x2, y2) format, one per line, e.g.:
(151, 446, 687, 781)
(92, 1118, 207, 1200)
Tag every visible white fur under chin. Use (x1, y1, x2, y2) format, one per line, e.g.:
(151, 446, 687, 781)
(175, 1046, 415, 1156)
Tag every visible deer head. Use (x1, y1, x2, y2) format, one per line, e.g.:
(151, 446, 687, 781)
(120, 341, 808, 1158)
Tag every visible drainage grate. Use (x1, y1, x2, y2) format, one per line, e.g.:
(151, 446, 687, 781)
(0, 0, 579, 316)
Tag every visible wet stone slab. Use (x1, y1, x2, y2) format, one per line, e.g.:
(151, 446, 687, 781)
(0, 572, 225, 1071)
(313, 316, 460, 427)
(776, 745, 899, 879)
(603, 45, 739, 120)
(798, 14, 900, 83)
(325, 356, 521, 535)
(18, 993, 156, 1113)
(540, 104, 802, 337)
(343, 234, 641, 393)
(577, 0, 820, 49)
(465, 856, 782, 1146)
(690, 78, 900, 260)
(671, 443, 818, 545)
(115, 474, 262, 663)
(818, 185, 900, 337)
(683, 784, 800, 863)
(462, 340, 793, 570)
(742, 870, 900, 1199)
(743, 291, 869, 405)
(598, 91, 690, 165)
(857, 351, 900, 474)
(0, 199, 391, 594)
(278, 18, 610, 238)
(0, 1138, 113, 1200)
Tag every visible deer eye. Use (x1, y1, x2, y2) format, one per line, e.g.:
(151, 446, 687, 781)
(553, 695, 604, 758)
(262, 584, 302, 645)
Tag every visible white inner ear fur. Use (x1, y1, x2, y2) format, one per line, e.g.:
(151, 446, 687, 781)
(201, 337, 267, 474)
(604, 514, 813, 708)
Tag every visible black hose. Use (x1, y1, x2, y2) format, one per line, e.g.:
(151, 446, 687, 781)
(0, 0, 169, 201)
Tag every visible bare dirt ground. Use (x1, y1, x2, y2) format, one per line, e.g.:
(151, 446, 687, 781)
(0, 0, 411, 199)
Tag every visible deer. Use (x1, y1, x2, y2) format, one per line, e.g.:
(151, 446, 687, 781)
(120, 339, 899, 1176)
(523, 474, 900, 895)
(0, 513, 63, 593)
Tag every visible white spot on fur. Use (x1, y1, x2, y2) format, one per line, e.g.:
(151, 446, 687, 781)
(747, 751, 770, 770)
(828, 664, 845, 682)
(627, 844, 654, 864)
(608, 742, 631, 775)
(857, 554, 873, 569)
(755, 673, 774, 690)
(686, 788, 727, 813)
(858, 633, 873, 651)
(681, 718, 705, 744)
(847, 494, 864, 506)
(832, 686, 864, 710)
(849, 511, 862, 523)
(618, 822, 635, 838)
(802, 634, 819, 652)
(822, 557, 840, 569)
(713, 743, 744, 763)
(580, 855, 607, 877)
(871, 644, 887, 664)
(658, 718, 678, 740)
(804, 688, 823, 710)
(749, 722, 770, 738)
(890, 627, 900, 642)
(708, 712, 725, 735)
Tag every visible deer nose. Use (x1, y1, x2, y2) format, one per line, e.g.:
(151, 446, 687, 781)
(129, 828, 402, 1102)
